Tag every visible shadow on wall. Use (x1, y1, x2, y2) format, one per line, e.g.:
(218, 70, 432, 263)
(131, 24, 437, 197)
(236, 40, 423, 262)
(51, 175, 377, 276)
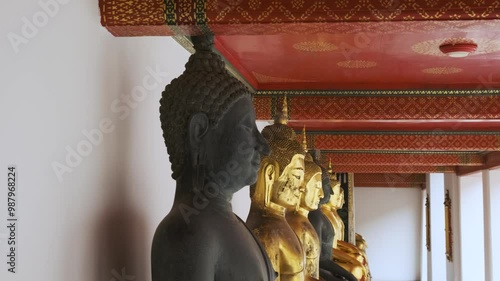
(92, 45, 148, 281)
(95, 178, 147, 281)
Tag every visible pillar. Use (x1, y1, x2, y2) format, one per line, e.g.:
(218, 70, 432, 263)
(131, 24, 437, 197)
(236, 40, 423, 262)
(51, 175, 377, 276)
(427, 173, 446, 281)
(483, 169, 500, 281)
(459, 173, 485, 281)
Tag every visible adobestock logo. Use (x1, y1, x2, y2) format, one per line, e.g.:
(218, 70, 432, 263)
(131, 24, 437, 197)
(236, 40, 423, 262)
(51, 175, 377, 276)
(7, 0, 71, 54)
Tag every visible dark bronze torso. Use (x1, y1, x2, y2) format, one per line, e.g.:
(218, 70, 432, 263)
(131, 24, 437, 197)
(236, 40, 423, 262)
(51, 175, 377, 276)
(308, 209, 356, 281)
(153, 203, 275, 281)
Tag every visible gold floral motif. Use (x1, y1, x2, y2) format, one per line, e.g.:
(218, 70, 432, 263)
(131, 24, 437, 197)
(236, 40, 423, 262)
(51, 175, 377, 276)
(249, 0, 261, 10)
(336, 0, 349, 8)
(252, 71, 312, 83)
(337, 60, 377, 68)
(425, 0, 439, 7)
(291, 0, 305, 9)
(293, 41, 338, 52)
(422, 67, 463, 74)
(380, 0, 395, 9)
(412, 38, 500, 56)
(102, 0, 166, 26)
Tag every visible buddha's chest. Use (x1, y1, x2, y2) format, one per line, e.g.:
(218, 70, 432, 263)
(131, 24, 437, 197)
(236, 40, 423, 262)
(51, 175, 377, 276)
(216, 221, 273, 281)
(287, 217, 320, 258)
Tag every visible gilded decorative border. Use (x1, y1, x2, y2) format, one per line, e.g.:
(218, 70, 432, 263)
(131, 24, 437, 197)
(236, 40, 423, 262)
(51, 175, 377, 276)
(444, 189, 453, 262)
(256, 89, 500, 96)
(165, 0, 176, 25)
(348, 173, 355, 245)
(194, 0, 206, 25)
(320, 150, 481, 155)
(426, 193, 431, 251)
(302, 131, 500, 136)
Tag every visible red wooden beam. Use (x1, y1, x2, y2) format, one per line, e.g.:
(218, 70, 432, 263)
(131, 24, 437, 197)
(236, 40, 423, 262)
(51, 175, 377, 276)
(354, 173, 426, 188)
(254, 95, 500, 121)
(456, 152, 500, 176)
(322, 152, 483, 166)
(288, 120, 500, 132)
(307, 133, 500, 151)
(354, 182, 425, 188)
(100, 0, 500, 36)
(336, 165, 455, 174)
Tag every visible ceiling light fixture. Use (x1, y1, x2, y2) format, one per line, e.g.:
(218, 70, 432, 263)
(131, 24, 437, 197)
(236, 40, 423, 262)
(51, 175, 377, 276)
(439, 42, 478, 58)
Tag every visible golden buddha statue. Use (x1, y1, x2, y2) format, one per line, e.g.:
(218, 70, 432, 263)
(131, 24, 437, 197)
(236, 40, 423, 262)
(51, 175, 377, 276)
(307, 156, 358, 281)
(285, 129, 324, 281)
(330, 189, 371, 281)
(355, 233, 371, 280)
(246, 98, 307, 281)
(320, 168, 367, 281)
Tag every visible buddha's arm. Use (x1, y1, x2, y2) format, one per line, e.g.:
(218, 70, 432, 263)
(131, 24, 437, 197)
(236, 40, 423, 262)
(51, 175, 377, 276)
(318, 260, 358, 281)
(332, 248, 359, 264)
(337, 242, 365, 264)
(253, 231, 280, 276)
(338, 241, 363, 254)
(332, 249, 366, 280)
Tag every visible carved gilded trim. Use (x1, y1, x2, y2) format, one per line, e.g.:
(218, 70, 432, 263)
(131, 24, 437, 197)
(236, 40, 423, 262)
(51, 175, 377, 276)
(302, 131, 500, 136)
(444, 189, 453, 262)
(322, 150, 481, 155)
(348, 173, 355, 244)
(425, 194, 431, 251)
(255, 89, 500, 96)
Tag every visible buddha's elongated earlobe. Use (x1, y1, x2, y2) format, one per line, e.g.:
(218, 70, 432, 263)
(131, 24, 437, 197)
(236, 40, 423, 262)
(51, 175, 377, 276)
(188, 112, 209, 193)
(264, 162, 277, 207)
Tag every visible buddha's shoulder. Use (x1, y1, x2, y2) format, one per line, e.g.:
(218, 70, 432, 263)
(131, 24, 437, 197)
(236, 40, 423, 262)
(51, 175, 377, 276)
(153, 209, 218, 243)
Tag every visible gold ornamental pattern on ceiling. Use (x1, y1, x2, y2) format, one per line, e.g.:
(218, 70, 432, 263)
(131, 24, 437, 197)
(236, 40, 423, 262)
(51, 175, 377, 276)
(100, 0, 500, 36)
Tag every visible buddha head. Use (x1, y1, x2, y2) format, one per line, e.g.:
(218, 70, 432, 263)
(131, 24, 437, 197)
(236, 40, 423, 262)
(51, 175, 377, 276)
(328, 169, 342, 209)
(299, 154, 324, 211)
(251, 104, 305, 209)
(159, 35, 269, 196)
(309, 151, 333, 207)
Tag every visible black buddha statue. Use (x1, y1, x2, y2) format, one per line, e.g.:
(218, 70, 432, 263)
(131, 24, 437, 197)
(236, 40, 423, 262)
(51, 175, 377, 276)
(308, 157, 358, 281)
(152, 35, 276, 281)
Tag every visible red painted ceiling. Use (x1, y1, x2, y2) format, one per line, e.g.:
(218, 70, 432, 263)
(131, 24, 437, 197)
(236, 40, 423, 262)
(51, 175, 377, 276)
(215, 26, 500, 90)
(98, 0, 500, 185)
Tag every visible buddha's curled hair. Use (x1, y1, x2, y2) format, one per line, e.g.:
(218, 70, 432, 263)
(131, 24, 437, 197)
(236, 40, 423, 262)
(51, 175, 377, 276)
(159, 35, 252, 179)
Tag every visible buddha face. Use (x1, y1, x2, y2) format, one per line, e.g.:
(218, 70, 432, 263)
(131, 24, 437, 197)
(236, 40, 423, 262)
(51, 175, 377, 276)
(206, 97, 270, 194)
(329, 183, 341, 208)
(301, 172, 324, 211)
(337, 190, 345, 209)
(273, 154, 305, 208)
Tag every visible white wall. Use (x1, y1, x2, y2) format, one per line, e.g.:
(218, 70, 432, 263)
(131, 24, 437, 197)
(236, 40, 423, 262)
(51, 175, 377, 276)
(355, 187, 422, 281)
(0, 0, 191, 280)
(484, 169, 500, 281)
